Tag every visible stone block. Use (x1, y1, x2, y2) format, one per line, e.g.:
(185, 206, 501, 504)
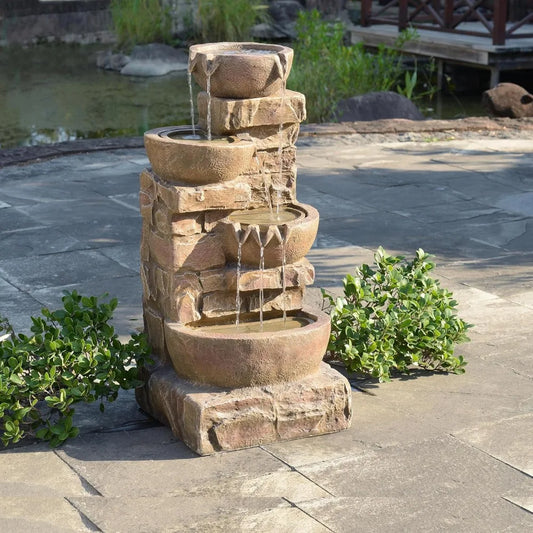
(142, 305, 167, 363)
(198, 260, 314, 297)
(202, 291, 238, 318)
(148, 231, 226, 272)
(168, 272, 202, 323)
(248, 287, 304, 314)
(152, 200, 203, 236)
(135, 363, 352, 455)
(199, 269, 229, 293)
(197, 90, 306, 135)
(203, 209, 233, 232)
(152, 171, 255, 213)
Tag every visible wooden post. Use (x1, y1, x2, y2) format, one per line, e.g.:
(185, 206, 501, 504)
(493, 0, 508, 45)
(444, 0, 454, 28)
(361, 0, 372, 27)
(399, 0, 408, 30)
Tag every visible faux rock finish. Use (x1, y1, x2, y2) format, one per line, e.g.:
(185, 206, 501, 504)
(138, 42, 352, 454)
(135, 363, 352, 455)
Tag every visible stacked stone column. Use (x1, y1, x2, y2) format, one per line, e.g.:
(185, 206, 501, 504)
(136, 72, 352, 455)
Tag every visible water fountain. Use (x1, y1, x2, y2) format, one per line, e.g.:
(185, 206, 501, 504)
(136, 42, 352, 455)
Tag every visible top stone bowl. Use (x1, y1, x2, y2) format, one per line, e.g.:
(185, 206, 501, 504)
(189, 42, 293, 99)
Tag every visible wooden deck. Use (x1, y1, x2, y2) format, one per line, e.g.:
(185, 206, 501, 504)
(350, 23, 533, 87)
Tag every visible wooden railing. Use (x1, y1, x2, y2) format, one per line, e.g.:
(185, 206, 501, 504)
(360, 0, 533, 45)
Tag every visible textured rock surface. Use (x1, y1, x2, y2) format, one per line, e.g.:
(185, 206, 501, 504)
(197, 90, 306, 135)
(482, 82, 533, 118)
(334, 91, 425, 122)
(135, 363, 352, 455)
(189, 43, 293, 99)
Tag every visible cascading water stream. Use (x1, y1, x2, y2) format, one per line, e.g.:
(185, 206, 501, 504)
(206, 71, 212, 141)
(259, 243, 265, 330)
(254, 154, 273, 216)
(281, 236, 287, 324)
(187, 68, 196, 137)
(235, 239, 243, 328)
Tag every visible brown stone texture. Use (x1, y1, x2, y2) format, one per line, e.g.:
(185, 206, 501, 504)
(136, 362, 352, 455)
(197, 90, 306, 135)
(164, 307, 328, 388)
(142, 306, 168, 364)
(144, 127, 256, 185)
(220, 203, 319, 268)
(189, 42, 293, 99)
(148, 231, 225, 272)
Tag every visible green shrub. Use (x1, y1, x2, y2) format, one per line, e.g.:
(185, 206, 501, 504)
(0, 291, 150, 447)
(110, 0, 172, 48)
(197, 0, 269, 42)
(322, 248, 471, 382)
(288, 10, 434, 122)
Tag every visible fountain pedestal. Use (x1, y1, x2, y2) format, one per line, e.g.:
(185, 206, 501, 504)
(136, 42, 352, 455)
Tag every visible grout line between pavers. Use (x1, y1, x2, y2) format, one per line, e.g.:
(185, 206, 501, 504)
(501, 496, 533, 515)
(259, 445, 337, 497)
(53, 449, 104, 497)
(65, 497, 103, 532)
(282, 497, 337, 532)
(448, 433, 533, 480)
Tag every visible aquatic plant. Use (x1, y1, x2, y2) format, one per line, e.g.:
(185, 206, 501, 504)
(288, 10, 436, 122)
(110, 0, 172, 48)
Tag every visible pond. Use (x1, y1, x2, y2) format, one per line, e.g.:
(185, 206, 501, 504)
(0, 44, 486, 149)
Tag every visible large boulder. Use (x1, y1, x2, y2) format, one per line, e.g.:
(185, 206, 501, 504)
(482, 82, 533, 118)
(333, 91, 425, 122)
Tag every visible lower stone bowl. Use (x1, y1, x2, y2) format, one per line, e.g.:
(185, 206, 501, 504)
(144, 126, 256, 184)
(219, 203, 319, 268)
(164, 309, 331, 388)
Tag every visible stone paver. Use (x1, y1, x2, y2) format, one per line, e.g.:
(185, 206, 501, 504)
(1, 127, 533, 531)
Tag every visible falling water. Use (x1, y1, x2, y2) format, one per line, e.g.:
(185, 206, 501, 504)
(235, 240, 243, 328)
(259, 243, 265, 330)
(281, 237, 287, 324)
(275, 189, 282, 220)
(206, 71, 212, 141)
(187, 69, 196, 137)
(254, 155, 273, 216)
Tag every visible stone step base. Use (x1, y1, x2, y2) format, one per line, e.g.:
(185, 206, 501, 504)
(136, 363, 352, 456)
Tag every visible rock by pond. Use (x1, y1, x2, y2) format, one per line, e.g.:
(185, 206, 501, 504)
(333, 91, 425, 122)
(97, 43, 189, 77)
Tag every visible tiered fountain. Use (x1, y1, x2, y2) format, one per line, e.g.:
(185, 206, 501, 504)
(136, 42, 352, 455)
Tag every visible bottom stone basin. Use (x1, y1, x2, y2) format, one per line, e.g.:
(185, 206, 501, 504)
(164, 309, 331, 388)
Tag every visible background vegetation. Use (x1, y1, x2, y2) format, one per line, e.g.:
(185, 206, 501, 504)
(288, 10, 435, 122)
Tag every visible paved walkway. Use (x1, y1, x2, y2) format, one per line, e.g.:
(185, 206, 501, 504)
(0, 127, 532, 532)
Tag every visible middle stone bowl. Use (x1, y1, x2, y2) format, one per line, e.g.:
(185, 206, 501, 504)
(219, 203, 319, 268)
(144, 126, 256, 185)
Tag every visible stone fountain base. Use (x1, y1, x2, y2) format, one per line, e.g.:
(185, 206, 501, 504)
(136, 362, 352, 455)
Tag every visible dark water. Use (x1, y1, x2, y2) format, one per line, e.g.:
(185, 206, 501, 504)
(0, 44, 486, 149)
(0, 44, 196, 149)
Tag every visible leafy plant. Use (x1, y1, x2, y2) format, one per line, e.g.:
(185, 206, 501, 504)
(0, 291, 150, 447)
(110, 0, 172, 49)
(196, 0, 269, 42)
(322, 248, 471, 382)
(288, 10, 436, 122)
